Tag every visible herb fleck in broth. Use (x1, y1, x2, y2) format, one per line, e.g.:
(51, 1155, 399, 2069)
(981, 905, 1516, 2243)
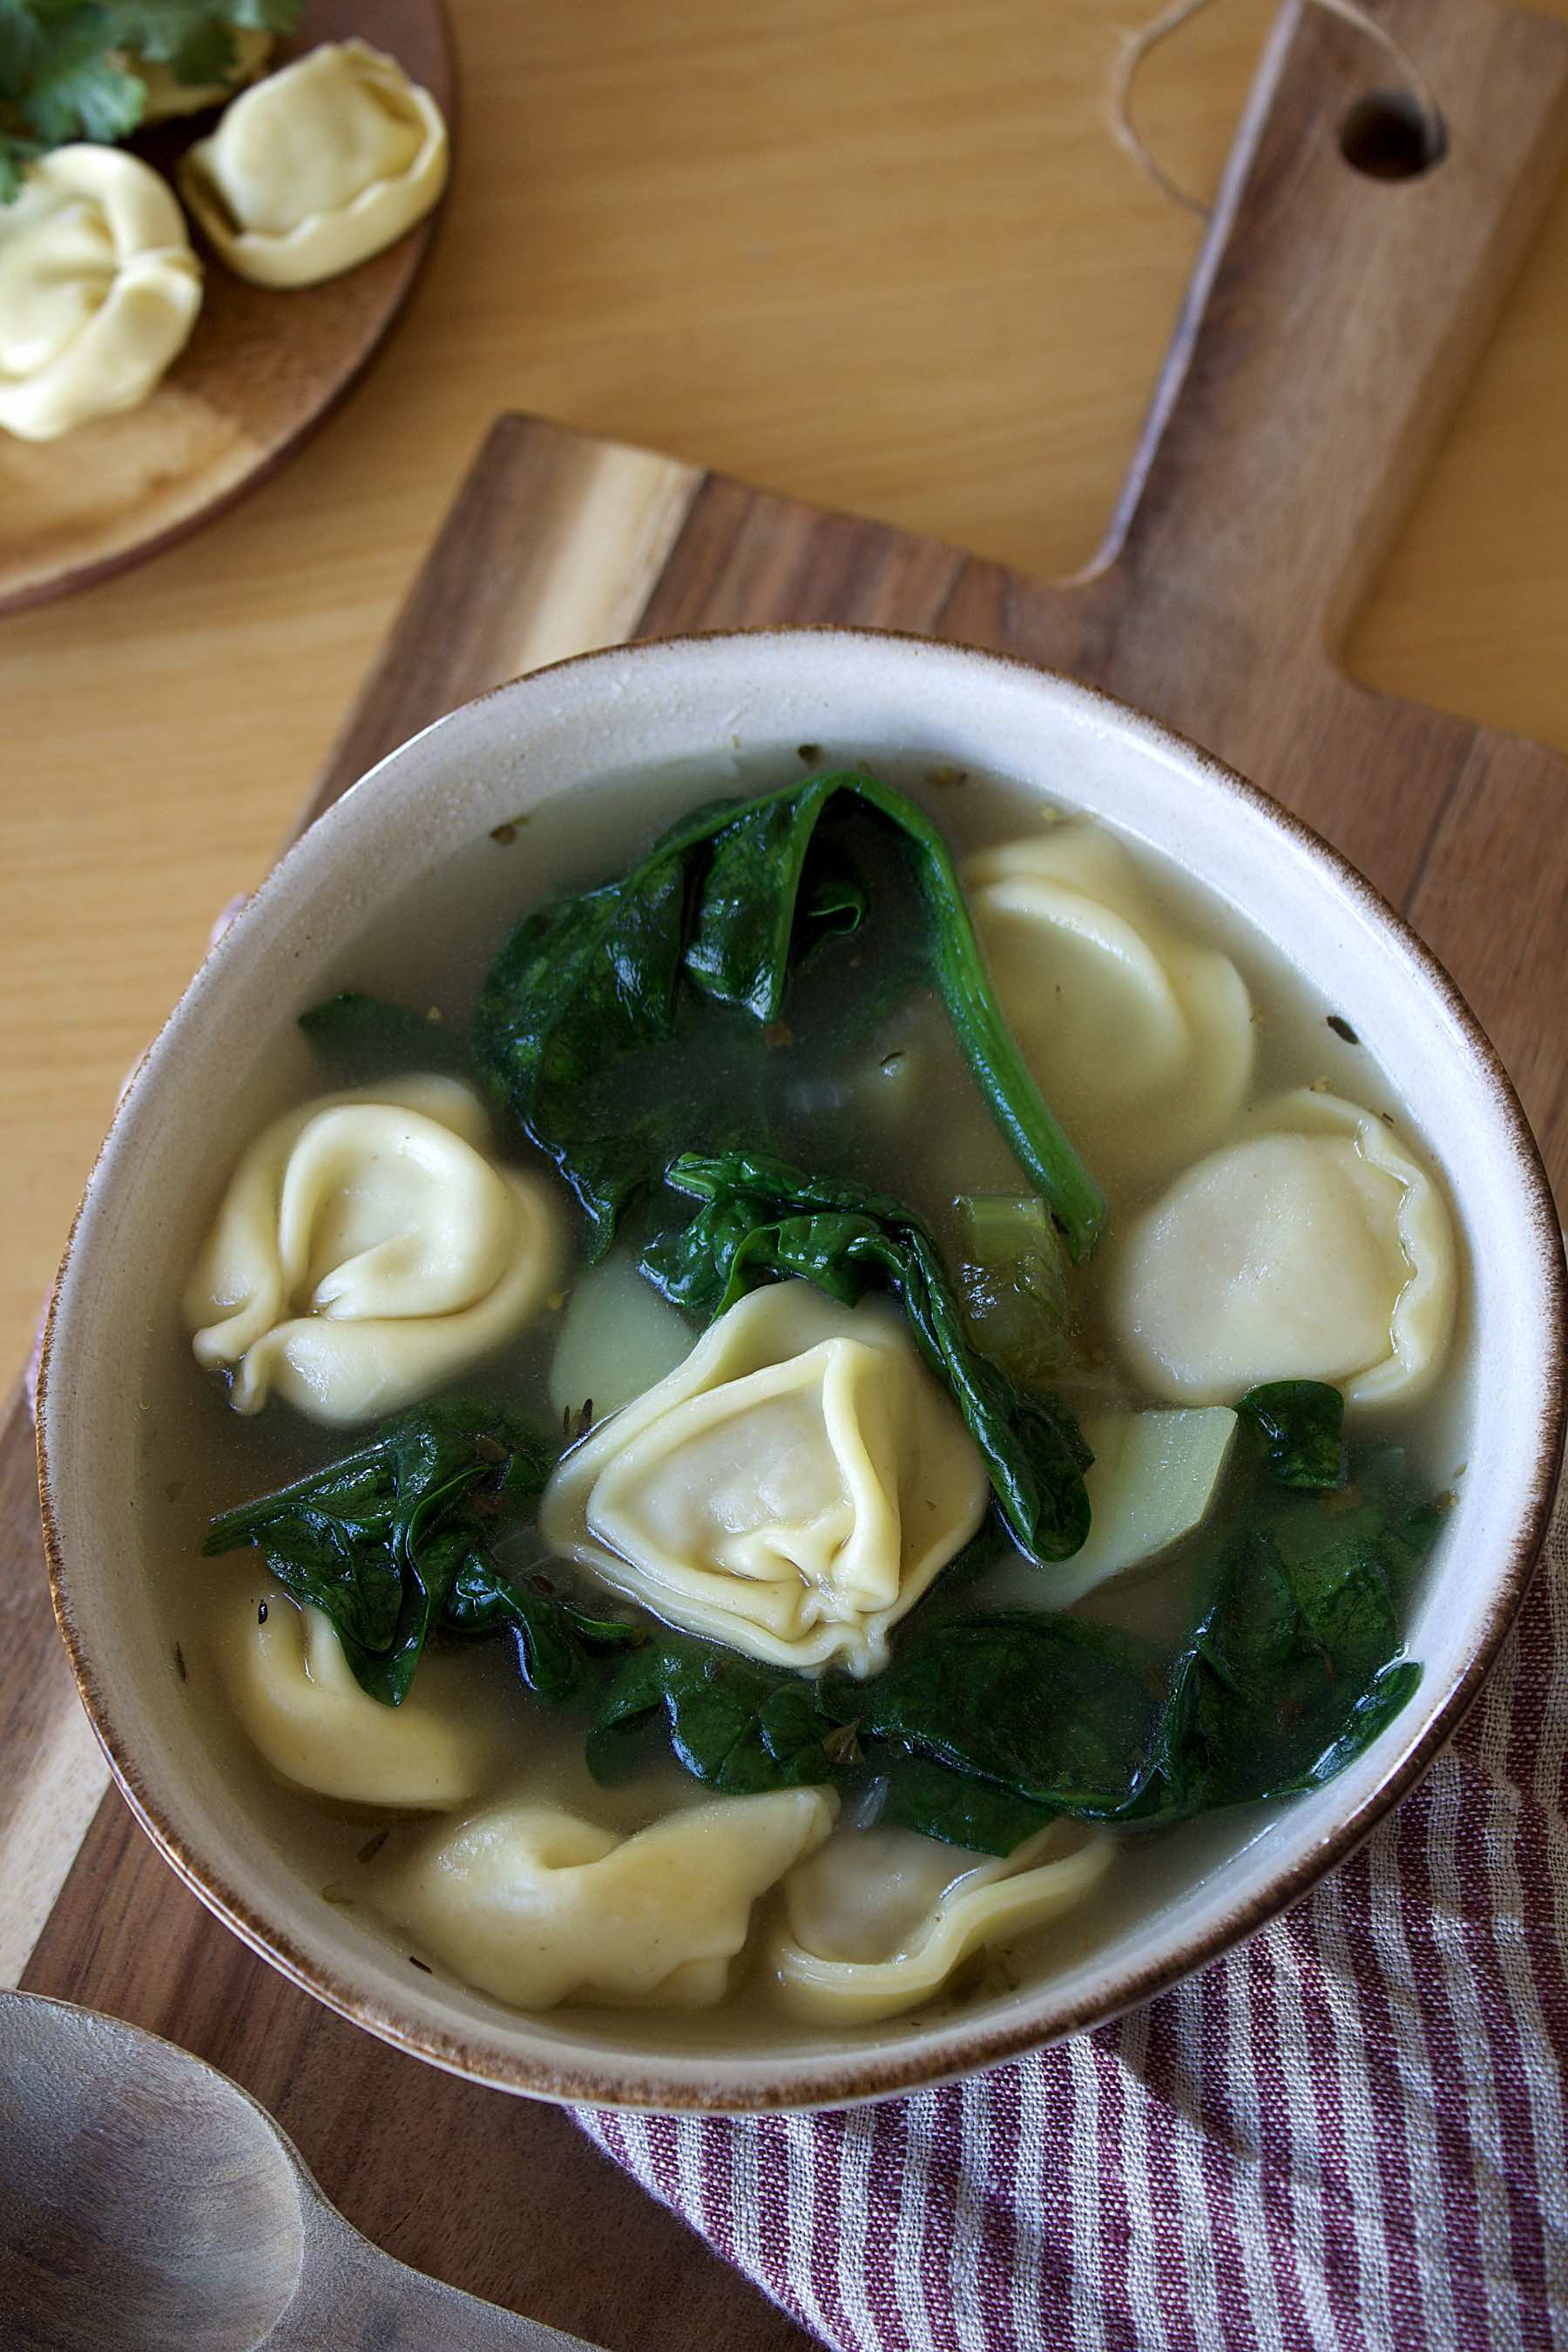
(150, 753, 1468, 2051)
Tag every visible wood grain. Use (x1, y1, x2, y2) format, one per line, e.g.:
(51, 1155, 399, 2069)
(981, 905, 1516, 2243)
(2, 0, 1567, 2342)
(0, 1383, 108, 1984)
(0, 0, 455, 618)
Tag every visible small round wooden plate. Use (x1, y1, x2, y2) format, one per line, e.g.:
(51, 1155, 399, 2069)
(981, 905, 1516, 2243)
(0, 0, 455, 618)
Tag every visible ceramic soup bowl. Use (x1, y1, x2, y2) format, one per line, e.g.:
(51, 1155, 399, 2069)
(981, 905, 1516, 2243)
(38, 631, 1566, 2112)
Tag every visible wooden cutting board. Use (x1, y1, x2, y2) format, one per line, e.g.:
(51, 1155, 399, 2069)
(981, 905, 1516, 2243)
(4, 2, 1567, 2344)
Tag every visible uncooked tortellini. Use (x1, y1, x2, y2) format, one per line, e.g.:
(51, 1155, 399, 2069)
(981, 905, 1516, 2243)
(179, 40, 449, 289)
(540, 1281, 989, 1675)
(186, 1076, 563, 1424)
(0, 146, 202, 441)
(1110, 1088, 1456, 1407)
(371, 1788, 837, 2011)
(772, 1821, 1113, 2026)
(215, 1580, 488, 1809)
(965, 822, 1254, 1198)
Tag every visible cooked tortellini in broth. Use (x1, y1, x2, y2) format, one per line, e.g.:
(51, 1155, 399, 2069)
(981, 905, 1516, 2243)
(371, 1788, 837, 2011)
(215, 1581, 489, 1810)
(186, 1076, 564, 1423)
(965, 821, 1254, 1198)
(1110, 1088, 1456, 1406)
(540, 1281, 990, 1674)
(0, 147, 202, 441)
(179, 40, 449, 289)
(178, 768, 1463, 2051)
(771, 1821, 1114, 2025)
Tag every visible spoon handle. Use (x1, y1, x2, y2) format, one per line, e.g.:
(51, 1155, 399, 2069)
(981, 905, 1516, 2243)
(268, 2200, 610, 2351)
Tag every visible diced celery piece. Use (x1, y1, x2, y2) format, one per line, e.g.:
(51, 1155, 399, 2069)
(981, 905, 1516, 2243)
(549, 1254, 695, 1423)
(1043, 1407, 1239, 1608)
(955, 1192, 1071, 1384)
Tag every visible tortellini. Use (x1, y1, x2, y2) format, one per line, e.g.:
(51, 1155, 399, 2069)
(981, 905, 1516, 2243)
(179, 40, 449, 289)
(214, 1580, 487, 1809)
(540, 1281, 989, 1675)
(371, 1788, 837, 2011)
(771, 1821, 1113, 2026)
(0, 146, 202, 441)
(1110, 1088, 1456, 1408)
(186, 1076, 564, 1424)
(964, 821, 1254, 1199)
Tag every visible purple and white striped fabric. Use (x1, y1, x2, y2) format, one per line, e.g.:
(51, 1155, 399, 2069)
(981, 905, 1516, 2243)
(578, 1481, 1568, 2352)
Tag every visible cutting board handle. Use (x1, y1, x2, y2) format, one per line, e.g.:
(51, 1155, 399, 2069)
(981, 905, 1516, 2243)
(1092, 0, 1568, 676)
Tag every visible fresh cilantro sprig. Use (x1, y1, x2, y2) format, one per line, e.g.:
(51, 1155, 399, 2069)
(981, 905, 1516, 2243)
(0, 1, 302, 202)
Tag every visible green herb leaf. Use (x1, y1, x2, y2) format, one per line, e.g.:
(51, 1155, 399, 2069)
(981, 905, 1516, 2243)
(0, 130, 42, 203)
(0, 1, 303, 198)
(106, 3, 228, 74)
(642, 1149, 1093, 1565)
(21, 32, 144, 145)
(470, 771, 1105, 1260)
(0, 4, 48, 93)
(1237, 1380, 1347, 1490)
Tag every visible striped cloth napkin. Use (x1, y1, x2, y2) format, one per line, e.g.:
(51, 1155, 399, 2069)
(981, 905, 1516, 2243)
(578, 1475, 1568, 2352)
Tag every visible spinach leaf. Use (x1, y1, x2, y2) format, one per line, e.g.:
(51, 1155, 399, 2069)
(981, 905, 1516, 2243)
(1134, 1524, 1420, 1816)
(298, 991, 463, 1086)
(819, 1443, 1436, 1828)
(585, 1630, 1057, 1855)
(821, 1612, 1166, 1818)
(470, 770, 1105, 1260)
(642, 1150, 1092, 1564)
(442, 1557, 641, 1703)
(873, 1754, 1061, 1855)
(588, 1632, 841, 1793)
(579, 1402, 1436, 1851)
(202, 1402, 584, 1706)
(1237, 1381, 1346, 1490)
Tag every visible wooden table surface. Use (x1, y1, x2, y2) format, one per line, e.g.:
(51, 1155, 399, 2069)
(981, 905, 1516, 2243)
(3, 0, 1567, 1379)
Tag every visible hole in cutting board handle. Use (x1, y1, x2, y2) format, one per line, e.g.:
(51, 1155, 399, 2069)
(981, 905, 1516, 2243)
(1340, 89, 1447, 179)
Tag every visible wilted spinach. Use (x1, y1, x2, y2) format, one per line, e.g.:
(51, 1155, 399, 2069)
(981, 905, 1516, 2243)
(585, 1629, 1057, 1856)
(821, 1431, 1435, 1827)
(821, 1613, 1166, 1818)
(202, 1402, 632, 1707)
(642, 1149, 1092, 1565)
(1236, 1380, 1347, 1491)
(585, 1413, 1438, 1850)
(469, 770, 1105, 1260)
(588, 1633, 840, 1794)
(873, 1755, 1060, 1855)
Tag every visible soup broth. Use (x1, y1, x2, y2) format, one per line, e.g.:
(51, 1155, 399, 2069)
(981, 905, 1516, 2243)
(149, 751, 1468, 2051)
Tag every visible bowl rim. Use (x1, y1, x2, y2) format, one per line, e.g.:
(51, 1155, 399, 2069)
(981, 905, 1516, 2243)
(37, 623, 1568, 2112)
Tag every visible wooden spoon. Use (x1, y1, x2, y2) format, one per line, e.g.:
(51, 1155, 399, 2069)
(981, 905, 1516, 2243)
(0, 1988, 605, 2350)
